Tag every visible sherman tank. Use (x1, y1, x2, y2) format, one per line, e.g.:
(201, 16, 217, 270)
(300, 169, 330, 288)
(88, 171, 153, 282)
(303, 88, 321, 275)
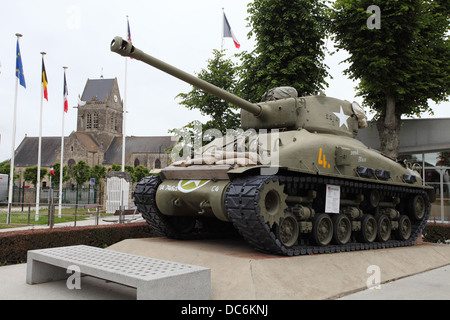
(111, 36, 435, 256)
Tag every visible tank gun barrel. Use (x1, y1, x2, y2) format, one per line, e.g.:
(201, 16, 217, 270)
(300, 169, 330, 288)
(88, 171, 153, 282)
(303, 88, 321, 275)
(110, 36, 262, 116)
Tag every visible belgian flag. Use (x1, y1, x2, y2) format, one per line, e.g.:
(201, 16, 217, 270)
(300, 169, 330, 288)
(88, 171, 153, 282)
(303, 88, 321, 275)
(42, 57, 48, 101)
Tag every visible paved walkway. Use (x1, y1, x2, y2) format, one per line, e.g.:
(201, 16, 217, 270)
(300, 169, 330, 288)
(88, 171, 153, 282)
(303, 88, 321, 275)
(339, 264, 450, 300)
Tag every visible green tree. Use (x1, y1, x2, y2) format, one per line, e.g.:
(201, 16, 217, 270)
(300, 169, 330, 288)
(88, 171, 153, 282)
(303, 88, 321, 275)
(332, 0, 450, 158)
(49, 162, 71, 187)
(239, 0, 330, 102)
(110, 164, 122, 172)
(176, 49, 241, 135)
(71, 160, 91, 186)
(23, 166, 48, 187)
(90, 164, 107, 187)
(134, 165, 150, 183)
(125, 165, 136, 183)
(109, 164, 137, 182)
(0, 161, 19, 183)
(0, 161, 10, 175)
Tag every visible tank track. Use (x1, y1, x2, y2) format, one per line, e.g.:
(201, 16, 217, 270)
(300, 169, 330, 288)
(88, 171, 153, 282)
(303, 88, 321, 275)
(225, 174, 430, 256)
(134, 174, 430, 256)
(134, 176, 236, 240)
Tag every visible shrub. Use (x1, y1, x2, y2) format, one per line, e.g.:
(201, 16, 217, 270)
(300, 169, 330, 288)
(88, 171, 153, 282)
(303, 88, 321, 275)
(423, 223, 450, 243)
(0, 223, 156, 266)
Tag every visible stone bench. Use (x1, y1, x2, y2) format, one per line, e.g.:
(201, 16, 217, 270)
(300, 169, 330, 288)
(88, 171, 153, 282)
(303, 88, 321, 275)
(26, 245, 210, 300)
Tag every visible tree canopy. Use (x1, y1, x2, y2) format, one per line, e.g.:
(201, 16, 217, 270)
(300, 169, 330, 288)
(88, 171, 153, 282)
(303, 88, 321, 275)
(175, 0, 331, 135)
(176, 49, 241, 135)
(71, 160, 91, 186)
(239, 0, 330, 102)
(23, 166, 47, 187)
(331, 0, 450, 157)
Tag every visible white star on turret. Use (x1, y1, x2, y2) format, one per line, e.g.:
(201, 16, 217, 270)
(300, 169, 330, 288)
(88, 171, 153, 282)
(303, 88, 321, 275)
(334, 106, 350, 129)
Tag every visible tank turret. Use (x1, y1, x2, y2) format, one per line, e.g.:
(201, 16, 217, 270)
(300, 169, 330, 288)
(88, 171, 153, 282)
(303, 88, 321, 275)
(110, 36, 366, 137)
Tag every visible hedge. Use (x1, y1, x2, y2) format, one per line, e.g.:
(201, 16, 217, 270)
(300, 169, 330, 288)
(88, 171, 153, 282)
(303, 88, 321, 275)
(0, 223, 156, 266)
(423, 223, 450, 243)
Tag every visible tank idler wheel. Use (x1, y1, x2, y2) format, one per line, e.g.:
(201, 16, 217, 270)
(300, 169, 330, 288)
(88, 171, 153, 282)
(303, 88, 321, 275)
(313, 214, 333, 246)
(376, 214, 392, 242)
(359, 214, 377, 243)
(332, 214, 352, 245)
(410, 195, 426, 221)
(396, 215, 412, 241)
(275, 212, 300, 248)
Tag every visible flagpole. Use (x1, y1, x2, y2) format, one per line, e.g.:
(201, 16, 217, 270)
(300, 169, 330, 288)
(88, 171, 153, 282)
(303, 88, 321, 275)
(59, 66, 68, 218)
(221, 8, 225, 51)
(122, 15, 130, 172)
(36, 51, 46, 221)
(7, 33, 23, 224)
(122, 56, 127, 172)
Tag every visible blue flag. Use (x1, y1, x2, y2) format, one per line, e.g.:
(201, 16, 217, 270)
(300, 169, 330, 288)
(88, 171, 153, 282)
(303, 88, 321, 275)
(16, 40, 26, 88)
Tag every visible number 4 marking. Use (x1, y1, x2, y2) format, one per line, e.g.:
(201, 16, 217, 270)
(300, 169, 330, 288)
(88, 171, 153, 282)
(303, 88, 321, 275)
(319, 148, 331, 169)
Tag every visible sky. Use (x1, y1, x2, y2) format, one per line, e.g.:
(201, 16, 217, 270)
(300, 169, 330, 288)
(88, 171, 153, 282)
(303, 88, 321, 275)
(1, 0, 449, 163)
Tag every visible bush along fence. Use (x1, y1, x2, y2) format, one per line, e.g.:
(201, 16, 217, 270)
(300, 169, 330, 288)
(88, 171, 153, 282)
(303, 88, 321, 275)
(0, 223, 156, 266)
(423, 223, 450, 244)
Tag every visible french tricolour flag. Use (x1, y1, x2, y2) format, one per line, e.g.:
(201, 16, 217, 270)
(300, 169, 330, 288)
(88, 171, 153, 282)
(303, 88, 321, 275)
(223, 12, 240, 49)
(63, 70, 68, 113)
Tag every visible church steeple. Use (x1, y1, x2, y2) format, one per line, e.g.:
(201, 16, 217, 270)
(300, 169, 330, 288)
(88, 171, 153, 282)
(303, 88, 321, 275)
(77, 77, 123, 149)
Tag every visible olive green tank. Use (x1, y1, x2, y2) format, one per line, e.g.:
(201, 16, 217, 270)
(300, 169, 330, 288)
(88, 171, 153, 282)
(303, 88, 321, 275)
(111, 36, 435, 256)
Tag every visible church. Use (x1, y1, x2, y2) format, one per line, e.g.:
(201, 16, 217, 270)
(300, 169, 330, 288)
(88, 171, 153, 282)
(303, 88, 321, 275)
(13, 78, 174, 186)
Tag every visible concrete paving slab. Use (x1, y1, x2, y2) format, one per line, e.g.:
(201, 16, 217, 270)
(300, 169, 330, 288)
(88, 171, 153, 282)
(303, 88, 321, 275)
(107, 238, 450, 300)
(0, 263, 136, 300)
(339, 264, 450, 300)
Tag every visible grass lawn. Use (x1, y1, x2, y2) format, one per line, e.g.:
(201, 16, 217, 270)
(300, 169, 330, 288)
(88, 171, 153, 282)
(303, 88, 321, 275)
(0, 207, 94, 229)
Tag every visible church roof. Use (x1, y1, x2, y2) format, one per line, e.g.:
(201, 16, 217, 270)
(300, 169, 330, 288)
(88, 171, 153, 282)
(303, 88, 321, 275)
(14, 136, 62, 167)
(81, 78, 115, 102)
(103, 136, 175, 165)
(72, 132, 100, 152)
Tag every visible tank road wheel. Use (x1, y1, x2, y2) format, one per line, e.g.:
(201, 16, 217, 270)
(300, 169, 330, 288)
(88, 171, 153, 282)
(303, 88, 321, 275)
(332, 214, 352, 245)
(313, 214, 333, 246)
(359, 214, 377, 243)
(396, 215, 412, 241)
(257, 179, 288, 228)
(376, 215, 392, 242)
(275, 212, 299, 248)
(410, 195, 426, 221)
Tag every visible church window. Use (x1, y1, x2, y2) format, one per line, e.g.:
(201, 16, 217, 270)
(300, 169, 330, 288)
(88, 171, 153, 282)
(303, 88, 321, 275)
(155, 159, 161, 169)
(134, 158, 140, 167)
(110, 114, 115, 131)
(93, 113, 99, 129)
(86, 113, 92, 129)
